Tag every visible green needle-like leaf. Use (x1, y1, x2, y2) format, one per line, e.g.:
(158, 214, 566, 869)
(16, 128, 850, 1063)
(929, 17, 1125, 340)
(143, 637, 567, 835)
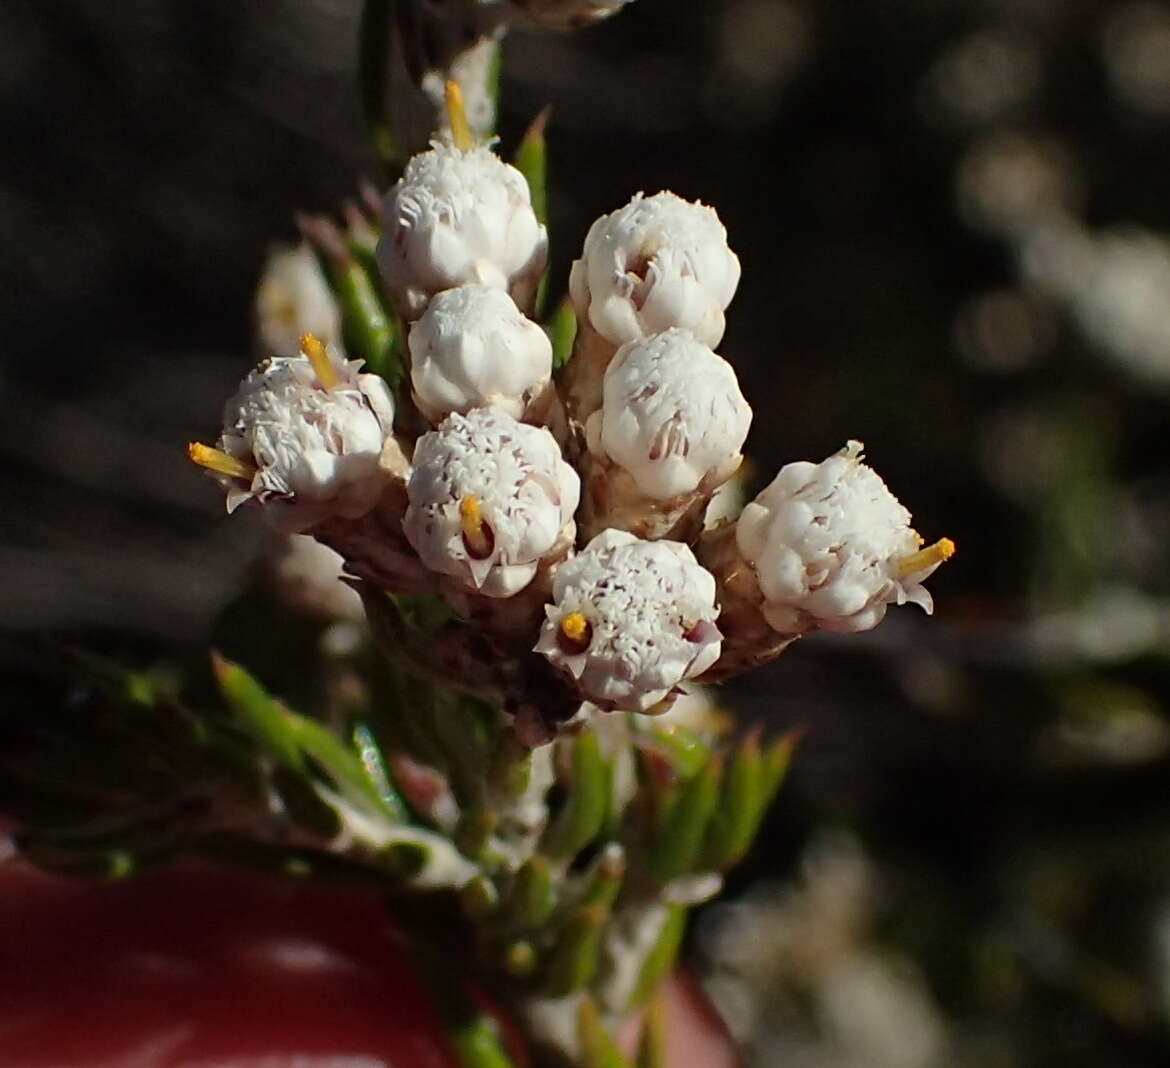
(544, 904, 610, 997)
(646, 756, 723, 883)
(451, 1016, 521, 1068)
(548, 295, 578, 370)
(761, 729, 801, 806)
(578, 996, 633, 1068)
(352, 721, 410, 820)
(636, 996, 667, 1068)
(211, 653, 303, 772)
(542, 730, 610, 861)
(643, 724, 710, 780)
(628, 906, 687, 1011)
(333, 259, 405, 390)
(582, 843, 626, 909)
(702, 732, 764, 871)
(506, 856, 556, 929)
(282, 710, 405, 822)
(514, 107, 549, 225)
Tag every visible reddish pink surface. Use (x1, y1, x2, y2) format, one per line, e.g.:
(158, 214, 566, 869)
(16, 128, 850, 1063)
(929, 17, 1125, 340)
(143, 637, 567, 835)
(0, 860, 460, 1067)
(0, 858, 735, 1067)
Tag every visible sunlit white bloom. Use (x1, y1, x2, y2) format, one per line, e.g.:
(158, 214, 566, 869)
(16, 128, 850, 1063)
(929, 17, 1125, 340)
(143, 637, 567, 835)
(408, 284, 553, 423)
(377, 141, 547, 320)
(535, 529, 722, 711)
(254, 243, 344, 358)
(735, 442, 950, 636)
(568, 191, 740, 348)
(586, 328, 751, 498)
(214, 342, 396, 533)
(404, 408, 579, 597)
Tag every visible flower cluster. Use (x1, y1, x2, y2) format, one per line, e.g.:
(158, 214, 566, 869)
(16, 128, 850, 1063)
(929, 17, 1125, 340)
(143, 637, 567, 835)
(191, 111, 951, 716)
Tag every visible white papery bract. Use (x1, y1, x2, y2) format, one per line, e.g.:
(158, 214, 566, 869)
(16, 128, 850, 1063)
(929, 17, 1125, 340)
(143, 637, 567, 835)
(404, 408, 579, 598)
(255, 243, 345, 358)
(376, 141, 548, 321)
(568, 192, 741, 348)
(587, 328, 751, 498)
(409, 284, 553, 423)
(735, 442, 939, 636)
(535, 529, 723, 711)
(218, 347, 396, 533)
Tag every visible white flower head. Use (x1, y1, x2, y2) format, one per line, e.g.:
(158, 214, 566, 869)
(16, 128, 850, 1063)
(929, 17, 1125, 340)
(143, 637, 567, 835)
(254, 243, 344, 358)
(408, 284, 553, 423)
(568, 191, 741, 348)
(376, 141, 548, 321)
(589, 328, 752, 498)
(535, 530, 723, 711)
(735, 442, 953, 636)
(404, 408, 579, 598)
(205, 337, 396, 533)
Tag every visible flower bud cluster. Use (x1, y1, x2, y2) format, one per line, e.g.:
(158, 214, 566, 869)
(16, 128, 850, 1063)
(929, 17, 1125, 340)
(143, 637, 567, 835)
(197, 126, 951, 722)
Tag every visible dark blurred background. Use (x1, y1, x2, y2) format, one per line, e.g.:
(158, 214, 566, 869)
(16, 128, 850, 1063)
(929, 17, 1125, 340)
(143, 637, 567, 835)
(6, 0, 1170, 1063)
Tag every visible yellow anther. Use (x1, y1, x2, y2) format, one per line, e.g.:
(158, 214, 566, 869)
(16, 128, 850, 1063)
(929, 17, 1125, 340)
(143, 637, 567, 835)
(300, 332, 339, 390)
(460, 495, 493, 558)
(560, 612, 589, 643)
(187, 442, 255, 481)
(445, 79, 473, 151)
(897, 537, 955, 577)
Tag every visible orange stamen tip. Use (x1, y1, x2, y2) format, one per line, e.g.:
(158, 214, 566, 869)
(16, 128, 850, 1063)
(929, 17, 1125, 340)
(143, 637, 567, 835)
(300, 333, 338, 389)
(188, 442, 255, 481)
(898, 537, 956, 577)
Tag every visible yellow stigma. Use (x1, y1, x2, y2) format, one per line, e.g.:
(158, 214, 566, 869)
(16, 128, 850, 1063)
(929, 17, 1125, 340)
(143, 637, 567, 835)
(300, 332, 338, 390)
(460, 495, 492, 558)
(560, 612, 589, 643)
(897, 537, 955, 577)
(187, 442, 255, 481)
(444, 80, 473, 151)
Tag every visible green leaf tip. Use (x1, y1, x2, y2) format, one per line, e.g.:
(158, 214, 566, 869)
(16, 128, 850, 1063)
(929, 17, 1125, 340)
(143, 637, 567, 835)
(578, 996, 633, 1068)
(647, 754, 723, 883)
(541, 729, 610, 861)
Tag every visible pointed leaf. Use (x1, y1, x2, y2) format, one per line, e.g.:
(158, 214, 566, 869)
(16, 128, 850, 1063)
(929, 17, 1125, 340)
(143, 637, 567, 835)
(547, 295, 577, 370)
(544, 904, 609, 997)
(578, 995, 633, 1068)
(542, 729, 609, 861)
(702, 731, 764, 871)
(450, 1015, 521, 1068)
(647, 756, 723, 883)
(332, 258, 405, 390)
(506, 856, 556, 929)
(352, 721, 409, 820)
(282, 709, 404, 822)
(582, 843, 626, 909)
(514, 107, 549, 225)
(642, 723, 710, 780)
(761, 728, 801, 806)
(628, 905, 687, 1011)
(211, 653, 303, 771)
(636, 996, 667, 1068)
